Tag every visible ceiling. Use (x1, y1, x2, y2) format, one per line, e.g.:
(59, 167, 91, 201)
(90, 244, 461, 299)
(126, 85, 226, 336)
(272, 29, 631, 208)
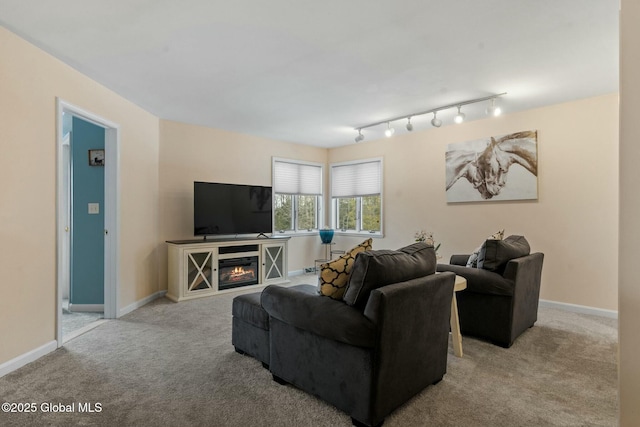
(0, 1, 619, 148)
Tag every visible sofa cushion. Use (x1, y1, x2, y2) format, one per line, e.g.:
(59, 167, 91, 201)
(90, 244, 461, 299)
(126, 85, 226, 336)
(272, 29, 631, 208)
(232, 292, 269, 330)
(466, 229, 504, 267)
(261, 284, 376, 348)
(319, 238, 373, 300)
(436, 263, 516, 296)
(478, 235, 530, 274)
(343, 242, 436, 309)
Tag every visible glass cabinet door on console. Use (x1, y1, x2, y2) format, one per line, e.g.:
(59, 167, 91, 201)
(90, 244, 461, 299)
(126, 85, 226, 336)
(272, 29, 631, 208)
(185, 249, 217, 295)
(262, 243, 287, 284)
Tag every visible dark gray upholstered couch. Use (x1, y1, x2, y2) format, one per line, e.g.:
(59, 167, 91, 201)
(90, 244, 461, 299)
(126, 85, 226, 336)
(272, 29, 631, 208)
(437, 236, 544, 348)
(260, 243, 455, 427)
(231, 291, 271, 367)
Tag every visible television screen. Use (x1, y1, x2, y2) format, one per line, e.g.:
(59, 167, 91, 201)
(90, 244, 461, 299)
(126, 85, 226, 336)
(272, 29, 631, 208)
(194, 182, 273, 236)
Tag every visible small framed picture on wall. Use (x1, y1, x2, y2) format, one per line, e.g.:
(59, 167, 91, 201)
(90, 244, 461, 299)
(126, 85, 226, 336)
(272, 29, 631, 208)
(88, 149, 105, 166)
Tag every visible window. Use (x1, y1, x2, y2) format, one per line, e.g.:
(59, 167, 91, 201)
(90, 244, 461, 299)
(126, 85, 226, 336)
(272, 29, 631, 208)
(272, 158, 323, 234)
(330, 158, 382, 235)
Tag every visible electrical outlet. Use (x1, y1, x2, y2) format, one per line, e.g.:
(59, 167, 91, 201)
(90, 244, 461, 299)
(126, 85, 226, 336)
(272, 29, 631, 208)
(88, 203, 100, 214)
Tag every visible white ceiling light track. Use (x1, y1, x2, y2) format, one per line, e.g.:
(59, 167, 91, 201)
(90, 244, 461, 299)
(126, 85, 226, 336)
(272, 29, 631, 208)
(353, 92, 506, 142)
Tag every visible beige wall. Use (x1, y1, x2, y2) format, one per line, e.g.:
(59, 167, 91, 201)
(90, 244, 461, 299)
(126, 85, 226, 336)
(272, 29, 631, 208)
(158, 94, 619, 313)
(619, 1, 639, 424)
(330, 94, 619, 311)
(0, 27, 161, 364)
(157, 120, 328, 288)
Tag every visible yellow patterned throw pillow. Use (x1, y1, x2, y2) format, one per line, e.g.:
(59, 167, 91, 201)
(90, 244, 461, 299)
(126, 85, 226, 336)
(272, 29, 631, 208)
(319, 238, 373, 300)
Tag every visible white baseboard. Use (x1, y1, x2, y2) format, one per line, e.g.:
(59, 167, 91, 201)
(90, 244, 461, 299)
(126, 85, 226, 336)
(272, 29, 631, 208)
(119, 290, 167, 317)
(0, 340, 57, 378)
(62, 319, 109, 344)
(539, 299, 618, 319)
(68, 303, 104, 312)
(288, 269, 305, 277)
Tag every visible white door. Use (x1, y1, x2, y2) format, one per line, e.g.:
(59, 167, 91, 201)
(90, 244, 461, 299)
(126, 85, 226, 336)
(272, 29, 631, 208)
(56, 99, 120, 347)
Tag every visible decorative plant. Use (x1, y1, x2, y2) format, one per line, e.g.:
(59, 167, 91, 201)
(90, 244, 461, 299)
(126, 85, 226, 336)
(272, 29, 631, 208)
(414, 230, 441, 253)
(414, 230, 430, 242)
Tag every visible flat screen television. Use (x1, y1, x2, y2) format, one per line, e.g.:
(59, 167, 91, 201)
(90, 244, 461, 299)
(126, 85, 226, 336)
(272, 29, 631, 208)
(194, 181, 273, 237)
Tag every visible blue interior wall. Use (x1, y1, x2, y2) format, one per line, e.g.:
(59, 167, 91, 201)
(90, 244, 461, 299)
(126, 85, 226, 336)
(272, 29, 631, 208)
(71, 117, 105, 305)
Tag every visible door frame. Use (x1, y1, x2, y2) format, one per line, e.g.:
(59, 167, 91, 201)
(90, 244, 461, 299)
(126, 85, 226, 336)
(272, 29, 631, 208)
(56, 98, 120, 347)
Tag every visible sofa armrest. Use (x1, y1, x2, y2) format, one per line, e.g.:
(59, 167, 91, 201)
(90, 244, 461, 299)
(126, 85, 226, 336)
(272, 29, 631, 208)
(362, 272, 455, 416)
(449, 254, 471, 266)
(261, 285, 376, 348)
(437, 263, 514, 296)
(504, 252, 544, 306)
(503, 252, 544, 284)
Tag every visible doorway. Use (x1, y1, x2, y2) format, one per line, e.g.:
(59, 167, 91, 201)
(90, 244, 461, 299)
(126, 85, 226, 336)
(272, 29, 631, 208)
(56, 99, 120, 346)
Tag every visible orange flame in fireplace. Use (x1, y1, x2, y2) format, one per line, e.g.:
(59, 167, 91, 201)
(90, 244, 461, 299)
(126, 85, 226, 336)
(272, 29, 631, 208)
(227, 266, 255, 281)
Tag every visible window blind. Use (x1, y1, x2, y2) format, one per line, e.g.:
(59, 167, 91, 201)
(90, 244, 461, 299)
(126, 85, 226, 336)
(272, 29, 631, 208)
(331, 159, 381, 198)
(273, 159, 322, 195)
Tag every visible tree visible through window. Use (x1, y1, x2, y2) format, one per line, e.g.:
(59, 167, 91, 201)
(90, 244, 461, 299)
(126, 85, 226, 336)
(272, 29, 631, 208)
(274, 194, 319, 232)
(336, 198, 356, 230)
(361, 195, 381, 231)
(297, 195, 318, 230)
(335, 195, 380, 232)
(274, 194, 293, 232)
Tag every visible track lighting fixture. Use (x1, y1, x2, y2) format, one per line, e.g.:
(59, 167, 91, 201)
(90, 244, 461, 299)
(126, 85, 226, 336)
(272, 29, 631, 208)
(352, 92, 505, 142)
(454, 106, 465, 124)
(486, 97, 502, 116)
(384, 122, 395, 137)
(406, 117, 413, 131)
(431, 112, 442, 128)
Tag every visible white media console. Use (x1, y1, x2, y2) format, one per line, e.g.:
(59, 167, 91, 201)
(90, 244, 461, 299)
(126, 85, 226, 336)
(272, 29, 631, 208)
(166, 236, 290, 302)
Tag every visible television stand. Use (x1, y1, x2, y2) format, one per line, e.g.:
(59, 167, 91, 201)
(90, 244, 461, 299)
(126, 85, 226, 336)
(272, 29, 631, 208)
(166, 236, 290, 302)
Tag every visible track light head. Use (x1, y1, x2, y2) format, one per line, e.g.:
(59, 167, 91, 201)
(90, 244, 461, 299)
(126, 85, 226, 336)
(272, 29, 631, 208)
(406, 117, 413, 131)
(486, 98, 502, 117)
(355, 129, 364, 143)
(431, 112, 442, 128)
(454, 106, 465, 124)
(384, 122, 395, 137)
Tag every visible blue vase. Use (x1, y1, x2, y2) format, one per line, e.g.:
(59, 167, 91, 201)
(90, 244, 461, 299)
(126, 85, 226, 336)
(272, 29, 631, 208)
(319, 229, 334, 244)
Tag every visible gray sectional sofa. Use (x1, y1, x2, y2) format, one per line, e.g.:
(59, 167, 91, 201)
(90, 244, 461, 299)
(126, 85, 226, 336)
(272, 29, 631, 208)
(232, 242, 455, 427)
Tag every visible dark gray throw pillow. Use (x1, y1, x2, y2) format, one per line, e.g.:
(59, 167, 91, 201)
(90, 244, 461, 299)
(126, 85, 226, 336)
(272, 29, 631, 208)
(342, 242, 436, 309)
(478, 235, 530, 274)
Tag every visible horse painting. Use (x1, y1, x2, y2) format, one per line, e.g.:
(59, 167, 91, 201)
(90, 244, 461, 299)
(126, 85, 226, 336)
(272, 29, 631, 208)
(445, 130, 538, 202)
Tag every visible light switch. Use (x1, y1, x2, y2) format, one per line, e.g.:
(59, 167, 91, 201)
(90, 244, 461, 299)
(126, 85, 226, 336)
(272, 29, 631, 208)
(88, 203, 100, 214)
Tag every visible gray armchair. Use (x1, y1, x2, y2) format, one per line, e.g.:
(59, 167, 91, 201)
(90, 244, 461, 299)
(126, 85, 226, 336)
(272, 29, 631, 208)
(437, 241, 544, 348)
(261, 243, 455, 427)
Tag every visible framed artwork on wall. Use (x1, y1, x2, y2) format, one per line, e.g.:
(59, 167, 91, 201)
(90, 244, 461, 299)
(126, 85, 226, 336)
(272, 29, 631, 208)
(88, 149, 105, 166)
(445, 130, 538, 202)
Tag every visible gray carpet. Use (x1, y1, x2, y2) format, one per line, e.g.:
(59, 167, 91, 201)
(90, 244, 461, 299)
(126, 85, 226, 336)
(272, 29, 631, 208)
(0, 274, 618, 426)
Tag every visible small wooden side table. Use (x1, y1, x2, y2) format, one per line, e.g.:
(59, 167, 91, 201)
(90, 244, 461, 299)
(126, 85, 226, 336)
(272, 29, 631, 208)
(451, 275, 467, 357)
